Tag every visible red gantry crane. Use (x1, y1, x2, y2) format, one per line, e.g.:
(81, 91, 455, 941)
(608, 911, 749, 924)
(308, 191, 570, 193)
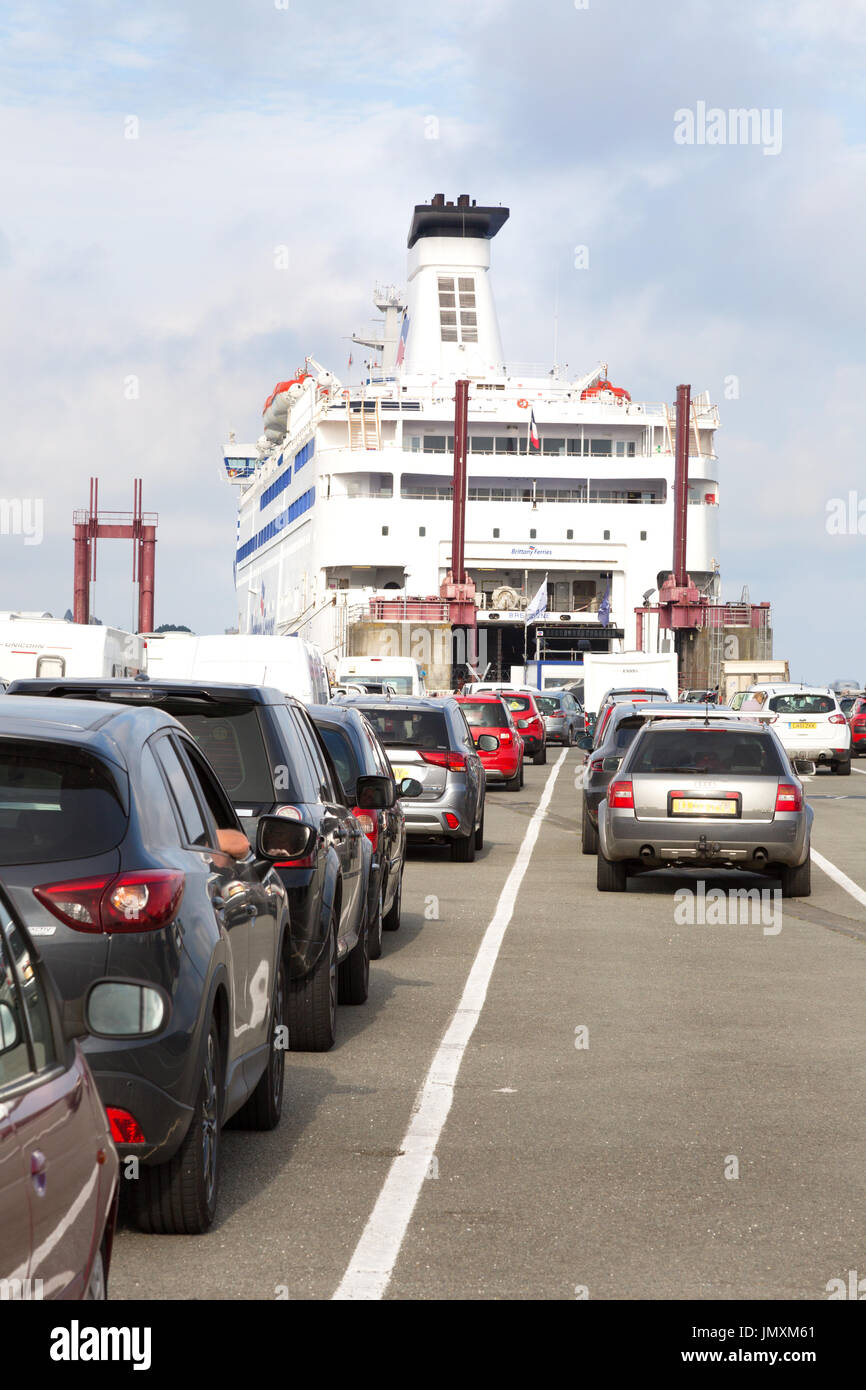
(73, 478, 158, 632)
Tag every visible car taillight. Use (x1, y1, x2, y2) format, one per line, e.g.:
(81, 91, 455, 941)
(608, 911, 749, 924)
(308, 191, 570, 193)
(608, 780, 635, 809)
(352, 808, 379, 850)
(34, 871, 185, 934)
(775, 783, 802, 812)
(550, 713, 565, 720)
(444, 812, 460, 829)
(106, 1108, 145, 1144)
(853, 715, 866, 728)
(828, 714, 847, 725)
(590, 757, 605, 772)
(420, 750, 466, 771)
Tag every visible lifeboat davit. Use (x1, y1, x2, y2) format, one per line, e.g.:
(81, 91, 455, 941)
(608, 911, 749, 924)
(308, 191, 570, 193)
(580, 377, 631, 403)
(262, 370, 311, 442)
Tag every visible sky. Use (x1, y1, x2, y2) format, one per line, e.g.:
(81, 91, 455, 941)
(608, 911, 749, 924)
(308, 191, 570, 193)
(1, 0, 864, 680)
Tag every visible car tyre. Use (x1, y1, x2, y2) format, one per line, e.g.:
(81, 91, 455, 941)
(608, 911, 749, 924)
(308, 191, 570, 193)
(129, 1017, 222, 1234)
(581, 803, 599, 855)
(338, 904, 370, 1004)
(597, 850, 628, 892)
(475, 806, 485, 850)
(518, 760, 524, 789)
(451, 829, 476, 862)
(533, 746, 547, 766)
(84, 1246, 107, 1300)
(288, 910, 338, 1051)
(230, 957, 286, 1130)
(835, 759, 852, 777)
(505, 766, 521, 791)
(780, 853, 811, 898)
(368, 884, 384, 959)
(383, 868, 402, 932)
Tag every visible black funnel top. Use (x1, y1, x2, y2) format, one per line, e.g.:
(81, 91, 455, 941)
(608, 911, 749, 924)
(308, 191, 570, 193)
(407, 194, 510, 248)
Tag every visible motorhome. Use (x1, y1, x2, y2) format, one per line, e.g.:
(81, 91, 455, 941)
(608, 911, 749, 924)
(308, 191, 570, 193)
(0, 615, 144, 683)
(334, 656, 426, 697)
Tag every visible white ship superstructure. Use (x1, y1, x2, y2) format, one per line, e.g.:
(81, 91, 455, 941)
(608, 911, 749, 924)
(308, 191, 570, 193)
(226, 194, 720, 680)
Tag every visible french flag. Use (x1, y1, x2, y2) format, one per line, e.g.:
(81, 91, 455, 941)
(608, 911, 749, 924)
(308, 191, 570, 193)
(529, 408, 540, 451)
(396, 311, 410, 366)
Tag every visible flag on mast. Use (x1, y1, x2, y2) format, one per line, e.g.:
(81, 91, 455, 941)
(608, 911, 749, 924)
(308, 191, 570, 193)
(598, 581, 611, 627)
(396, 311, 410, 366)
(529, 408, 540, 452)
(525, 573, 548, 623)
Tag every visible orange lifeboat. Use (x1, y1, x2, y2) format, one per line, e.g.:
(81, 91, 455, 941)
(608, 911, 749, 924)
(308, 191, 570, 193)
(262, 370, 311, 443)
(580, 377, 631, 403)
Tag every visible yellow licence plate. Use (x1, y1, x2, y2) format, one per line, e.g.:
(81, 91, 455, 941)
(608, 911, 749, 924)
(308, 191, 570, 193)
(789, 722, 816, 729)
(391, 765, 412, 782)
(671, 798, 738, 816)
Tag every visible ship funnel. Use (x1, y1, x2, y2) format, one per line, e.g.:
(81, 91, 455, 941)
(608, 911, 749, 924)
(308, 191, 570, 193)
(398, 195, 510, 379)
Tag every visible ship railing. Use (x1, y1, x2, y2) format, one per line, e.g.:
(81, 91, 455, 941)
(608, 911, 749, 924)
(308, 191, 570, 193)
(364, 598, 452, 622)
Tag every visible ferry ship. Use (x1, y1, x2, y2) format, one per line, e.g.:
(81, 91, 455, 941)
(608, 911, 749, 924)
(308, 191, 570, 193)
(225, 194, 721, 686)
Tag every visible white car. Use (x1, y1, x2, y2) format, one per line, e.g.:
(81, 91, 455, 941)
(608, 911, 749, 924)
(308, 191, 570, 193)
(740, 684, 851, 775)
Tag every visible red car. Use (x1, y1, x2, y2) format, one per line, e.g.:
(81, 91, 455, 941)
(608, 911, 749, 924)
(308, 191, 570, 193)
(455, 694, 525, 790)
(849, 696, 866, 757)
(497, 691, 547, 765)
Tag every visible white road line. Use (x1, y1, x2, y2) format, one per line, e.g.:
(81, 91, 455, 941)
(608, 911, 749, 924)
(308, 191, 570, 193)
(811, 848, 866, 911)
(332, 749, 569, 1301)
(851, 766, 866, 776)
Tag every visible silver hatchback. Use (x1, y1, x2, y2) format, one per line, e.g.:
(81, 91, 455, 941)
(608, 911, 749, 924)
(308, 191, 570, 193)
(596, 720, 813, 896)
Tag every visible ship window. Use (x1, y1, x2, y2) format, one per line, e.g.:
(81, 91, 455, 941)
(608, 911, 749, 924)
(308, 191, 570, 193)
(438, 276, 455, 291)
(439, 293, 456, 309)
(603, 530, 610, 540)
(641, 531, 647, 540)
(441, 328, 458, 343)
(382, 526, 389, 536)
(493, 528, 500, 538)
(615, 441, 625, 456)
(408, 435, 421, 452)
(529, 529, 537, 539)
(458, 277, 474, 292)
(460, 311, 477, 327)
(439, 310, 457, 327)
(495, 437, 517, 454)
(590, 439, 612, 456)
(419, 527, 426, 536)
(459, 293, 475, 309)
(471, 436, 494, 453)
(462, 329, 478, 342)
(422, 435, 453, 453)
(542, 438, 565, 455)
(567, 439, 585, 455)
(566, 529, 574, 539)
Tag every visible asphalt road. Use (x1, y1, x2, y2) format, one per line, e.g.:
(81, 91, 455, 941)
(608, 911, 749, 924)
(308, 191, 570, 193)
(111, 753, 866, 1300)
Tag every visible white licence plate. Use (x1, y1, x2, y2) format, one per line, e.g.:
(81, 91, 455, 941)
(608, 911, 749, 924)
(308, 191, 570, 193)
(671, 798, 738, 816)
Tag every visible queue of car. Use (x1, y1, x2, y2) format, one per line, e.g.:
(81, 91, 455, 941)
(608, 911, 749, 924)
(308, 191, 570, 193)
(0, 672, 549, 1296)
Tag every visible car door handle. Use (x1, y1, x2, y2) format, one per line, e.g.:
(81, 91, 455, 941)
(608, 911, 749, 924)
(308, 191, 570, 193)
(31, 1150, 47, 1196)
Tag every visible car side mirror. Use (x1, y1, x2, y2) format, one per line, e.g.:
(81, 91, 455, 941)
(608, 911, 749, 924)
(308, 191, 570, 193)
(399, 776, 423, 798)
(602, 756, 622, 773)
(477, 734, 500, 751)
(793, 758, 816, 777)
(356, 774, 396, 810)
(85, 980, 169, 1038)
(255, 815, 316, 863)
(577, 734, 594, 751)
(0, 1000, 20, 1053)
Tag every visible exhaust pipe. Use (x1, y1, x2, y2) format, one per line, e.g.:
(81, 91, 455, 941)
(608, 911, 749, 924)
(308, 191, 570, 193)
(753, 848, 768, 863)
(640, 845, 655, 860)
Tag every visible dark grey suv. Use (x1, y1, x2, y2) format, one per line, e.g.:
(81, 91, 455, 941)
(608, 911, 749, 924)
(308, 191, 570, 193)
(333, 695, 489, 862)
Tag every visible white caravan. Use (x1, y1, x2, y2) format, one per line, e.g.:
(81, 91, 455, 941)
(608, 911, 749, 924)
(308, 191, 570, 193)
(142, 633, 330, 705)
(0, 615, 144, 683)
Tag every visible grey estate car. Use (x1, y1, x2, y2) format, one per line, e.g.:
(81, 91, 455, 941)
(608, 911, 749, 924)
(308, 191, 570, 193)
(333, 695, 489, 862)
(596, 719, 813, 896)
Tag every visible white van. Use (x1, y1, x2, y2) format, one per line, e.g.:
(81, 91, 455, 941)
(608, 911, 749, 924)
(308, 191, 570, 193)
(143, 633, 330, 705)
(0, 615, 144, 682)
(335, 656, 426, 697)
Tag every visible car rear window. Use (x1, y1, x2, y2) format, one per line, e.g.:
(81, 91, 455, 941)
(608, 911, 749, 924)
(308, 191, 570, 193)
(536, 697, 562, 714)
(768, 694, 835, 715)
(459, 700, 509, 728)
(172, 705, 277, 801)
(503, 695, 533, 713)
(362, 708, 449, 749)
(0, 744, 127, 865)
(628, 730, 786, 776)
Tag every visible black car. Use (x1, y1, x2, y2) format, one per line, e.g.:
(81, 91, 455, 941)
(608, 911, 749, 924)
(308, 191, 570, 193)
(7, 678, 388, 1053)
(0, 695, 295, 1235)
(309, 704, 407, 959)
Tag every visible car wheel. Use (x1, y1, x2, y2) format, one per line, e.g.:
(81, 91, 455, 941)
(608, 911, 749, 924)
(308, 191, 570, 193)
(84, 1246, 107, 1300)
(383, 867, 402, 932)
(230, 956, 286, 1130)
(835, 759, 852, 777)
(505, 766, 521, 791)
(581, 803, 599, 855)
(451, 829, 476, 862)
(338, 902, 370, 1004)
(475, 806, 485, 850)
(567, 727, 574, 747)
(597, 850, 628, 892)
(288, 909, 338, 1051)
(368, 884, 384, 960)
(780, 853, 812, 898)
(518, 760, 524, 789)
(129, 1017, 222, 1234)
(533, 746, 547, 766)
